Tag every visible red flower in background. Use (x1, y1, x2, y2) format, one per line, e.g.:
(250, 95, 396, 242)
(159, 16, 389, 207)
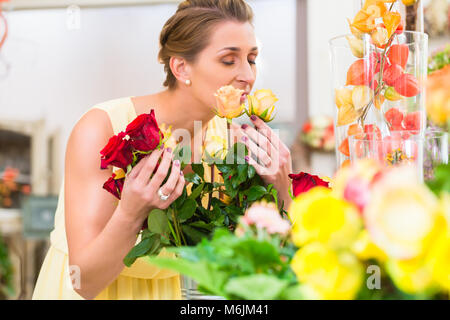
(100, 132, 133, 170)
(289, 172, 330, 197)
(126, 109, 163, 152)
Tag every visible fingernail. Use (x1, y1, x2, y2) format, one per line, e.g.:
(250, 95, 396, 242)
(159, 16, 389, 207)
(174, 160, 180, 167)
(245, 156, 250, 162)
(166, 147, 172, 153)
(241, 136, 248, 142)
(250, 115, 257, 121)
(241, 124, 248, 130)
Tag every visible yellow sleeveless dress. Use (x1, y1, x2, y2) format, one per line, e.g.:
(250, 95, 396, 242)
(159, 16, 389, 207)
(32, 96, 228, 300)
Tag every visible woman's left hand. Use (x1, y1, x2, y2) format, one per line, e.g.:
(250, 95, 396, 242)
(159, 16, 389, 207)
(232, 115, 293, 210)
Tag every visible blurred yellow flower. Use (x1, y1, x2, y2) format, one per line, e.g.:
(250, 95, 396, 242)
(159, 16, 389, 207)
(214, 85, 246, 120)
(386, 258, 435, 295)
(291, 242, 363, 300)
(247, 89, 278, 122)
(352, 230, 388, 262)
(160, 123, 178, 151)
(425, 194, 450, 291)
(288, 187, 362, 249)
(365, 165, 441, 260)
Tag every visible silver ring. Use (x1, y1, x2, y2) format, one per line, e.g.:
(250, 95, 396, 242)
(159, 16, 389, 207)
(158, 187, 170, 201)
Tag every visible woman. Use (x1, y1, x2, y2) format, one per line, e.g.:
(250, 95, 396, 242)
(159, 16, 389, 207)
(32, 0, 293, 300)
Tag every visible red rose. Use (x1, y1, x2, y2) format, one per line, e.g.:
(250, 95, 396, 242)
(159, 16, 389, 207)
(288, 172, 329, 197)
(102, 173, 125, 199)
(126, 109, 163, 152)
(100, 132, 133, 170)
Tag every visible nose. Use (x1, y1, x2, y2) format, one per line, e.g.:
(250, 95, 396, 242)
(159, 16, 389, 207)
(236, 61, 256, 88)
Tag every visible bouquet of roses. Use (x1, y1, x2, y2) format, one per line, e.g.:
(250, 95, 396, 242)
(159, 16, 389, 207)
(100, 86, 285, 267)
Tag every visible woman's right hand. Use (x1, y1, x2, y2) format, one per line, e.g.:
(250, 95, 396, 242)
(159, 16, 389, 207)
(117, 147, 185, 223)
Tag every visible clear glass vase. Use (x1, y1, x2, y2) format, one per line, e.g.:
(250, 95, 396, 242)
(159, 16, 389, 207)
(348, 128, 448, 181)
(329, 30, 428, 169)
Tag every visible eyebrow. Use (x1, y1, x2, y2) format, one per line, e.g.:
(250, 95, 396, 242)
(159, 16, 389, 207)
(219, 46, 259, 53)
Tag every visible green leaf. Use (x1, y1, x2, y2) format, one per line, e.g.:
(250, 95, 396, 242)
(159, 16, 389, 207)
(191, 163, 205, 179)
(225, 274, 289, 300)
(147, 209, 169, 235)
(279, 285, 310, 300)
(184, 172, 202, 184)
(216, 164, 233, 175)
(270, 188, 279, 209)
(147, 257, 228, 297)
(177, 198, 197, 222)
(189, 182, 205, 200)
(188, 220, 214, 231)
(173, 145, 191, 166)
(182, 225, 208, 244)
(248, 164, 256, 179)
(123, 236, 154, 267)
(236, 164, 248, 184)
(246, 185, 267, 202)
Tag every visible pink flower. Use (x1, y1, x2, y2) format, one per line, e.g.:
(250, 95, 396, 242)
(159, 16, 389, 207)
(241, 202, 291, 236)
(343, 177, 370, 213)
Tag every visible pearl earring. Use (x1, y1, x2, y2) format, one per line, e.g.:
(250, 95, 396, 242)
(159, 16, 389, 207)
(185, 79, 191, 86)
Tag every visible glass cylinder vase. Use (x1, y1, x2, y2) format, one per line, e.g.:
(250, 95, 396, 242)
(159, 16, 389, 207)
(329, 30, 428, 169)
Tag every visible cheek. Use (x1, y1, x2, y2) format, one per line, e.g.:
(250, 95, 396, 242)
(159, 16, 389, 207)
(192, 64, 236, 104)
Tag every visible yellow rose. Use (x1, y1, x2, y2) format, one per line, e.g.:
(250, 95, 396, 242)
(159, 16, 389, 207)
(425, 194, 450, 291)
(365, 165, 441, 260)
(351, 230, 388, 262)
(214, 85, 246, 120)
(288, 187, 362, 249)
(247, 89, 278, 122)
(291, 242, 363, 300)
(386, 258, 436, 295)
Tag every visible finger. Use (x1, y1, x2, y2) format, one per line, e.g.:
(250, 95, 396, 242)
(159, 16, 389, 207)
(131, 149, 163, 181)
(245, 155, 269, 176)
(158, 159, 181, 197)
(167, 171, 185, 203)
(249, 115, 284, 150)
(230, 123, 246, 145)
(148, 148, 173, 190)
(164, 171, 186, 203)
(241, 123, 274, 156)
(240, 135, 272, 167)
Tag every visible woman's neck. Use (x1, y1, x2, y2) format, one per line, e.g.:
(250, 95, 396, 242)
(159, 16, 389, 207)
(156, 88, 216, 136)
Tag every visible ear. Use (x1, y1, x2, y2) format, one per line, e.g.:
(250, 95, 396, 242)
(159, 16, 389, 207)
(169, 56, 191, 84)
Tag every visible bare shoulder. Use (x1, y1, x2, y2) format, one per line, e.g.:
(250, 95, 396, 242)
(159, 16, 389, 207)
(65, 108, 113, 173)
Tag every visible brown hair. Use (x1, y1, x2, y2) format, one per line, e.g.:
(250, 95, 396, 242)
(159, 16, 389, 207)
(158, 0, 254, 89)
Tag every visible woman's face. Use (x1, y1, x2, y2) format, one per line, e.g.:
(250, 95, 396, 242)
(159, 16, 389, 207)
(188, 21, 258, 111)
